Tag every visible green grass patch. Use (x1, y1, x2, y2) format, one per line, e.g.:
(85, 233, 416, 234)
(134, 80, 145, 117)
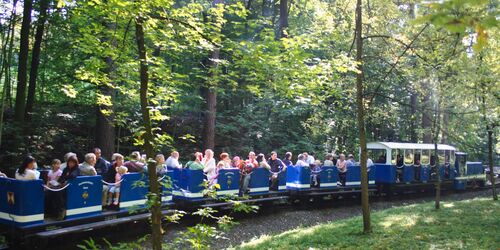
(238, 198, 500, 250)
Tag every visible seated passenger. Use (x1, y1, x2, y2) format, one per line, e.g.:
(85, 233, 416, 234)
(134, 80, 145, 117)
(366, 157, 374, 172)
(239, 151, 258, 196)
(346, 154, 356, 167)
(48, 155, 79, 220)
(15, 156, 38, 180)
(186, 153, 204, 170)
(103, 153, 123, 206)
(305, 152, 316, 165)
(166, 151, 181, 169)
(79, 153, 97, 176)
(311, 160, 322, 187)
(396, 154, 404, 183)
(283, 152, 293, 166)
(124, 151, 145, 173)
(268, 151, 286, 191)
(257, 153, 270, 169)
(295, 154, 310, 167)
(155, 154, 167, 175)
(232, 156, 242, 168)
(414, 157, 421, 181)
(336, 154, 347, 186)
(107, 165, 128, 206)
(376, 154, 386, 164)
(47, 159, 62, 187)
(93, 147, 110, 176)
(202, 149, 217, 185)
(60, 152, 76, 171)
(323, 153, 334, 167)
(217, 152, 232, 169)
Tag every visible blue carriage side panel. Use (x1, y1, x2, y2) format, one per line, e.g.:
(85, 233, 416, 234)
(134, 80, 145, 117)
(160, 171, 173, 204)
(248, 168, 269, 194)
(375, 164, 396, 184)
(66, 176, 102, 219)
(420, 166, 430, 182)
(217, 169, 240, 196)
(368, 166, 376, 185)
(286, 166, 311, 190)
(0, 178, 44, 227)
(319, 167, 338, 189)
(403, 165, 414, 183)
(174, 169, 205, 201)
(278, 169, 287, 191)
(119, 173, 148, 210)
(346, 165, 361, 186)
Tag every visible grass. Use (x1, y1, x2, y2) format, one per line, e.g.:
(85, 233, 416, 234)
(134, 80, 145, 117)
(237, 198, 500, 250)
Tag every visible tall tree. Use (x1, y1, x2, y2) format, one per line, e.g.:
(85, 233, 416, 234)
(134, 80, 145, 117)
(277, 0, 288, 39)
(14, 0, 33, 122)
(355, 0, 370, 233)
(135, 15, 162, 250)
(25, 0, 50, 120)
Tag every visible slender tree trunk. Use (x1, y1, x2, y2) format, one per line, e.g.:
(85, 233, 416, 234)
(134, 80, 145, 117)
(355, 0, 371, 233)
(25, 0, 50, 120)
(421, 81, 432, 143)
(487, 127, 497, 200)
(433, 100, 441, 210)
(5, 1, 18, 109)
(135, 17, 162, 250)
(410, 92, 418, 142)
(14, 0, 33, 123)
(441, 112, 449, 144)
(277, 0, 288, 39)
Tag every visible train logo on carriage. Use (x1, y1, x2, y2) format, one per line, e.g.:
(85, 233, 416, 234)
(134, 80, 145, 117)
(225, 172, 235, 188)
(7, 191, 14, 205)
(82, 191, 89, 200)
(326, 169, 333, 181)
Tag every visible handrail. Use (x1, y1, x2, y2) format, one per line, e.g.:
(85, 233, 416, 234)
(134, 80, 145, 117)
(43, 183, 70, 192)
(101, 179, 124, 186)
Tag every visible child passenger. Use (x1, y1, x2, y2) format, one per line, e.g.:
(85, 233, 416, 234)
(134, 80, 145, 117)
(107, 165, 128, 206)
(47, 159, 62, 187)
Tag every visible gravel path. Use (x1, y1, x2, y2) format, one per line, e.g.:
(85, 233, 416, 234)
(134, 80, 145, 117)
(159, 189, 493, 249)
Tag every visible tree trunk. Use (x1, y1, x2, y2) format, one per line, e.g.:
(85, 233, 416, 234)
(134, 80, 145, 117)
(14, 0, 33, 123)
(421, 82, 432, 143)
(433, 100, 441, 210)
(277, 0, 288, 39)
(4, 0, 18, 109)
(441, 111, 449, 144)
(410, 92, 418, 142)
(355, 0, 371, 233)
(487, 128, 497, 200)
(25, 0, 50, 121)
(135, 17, 162, 250)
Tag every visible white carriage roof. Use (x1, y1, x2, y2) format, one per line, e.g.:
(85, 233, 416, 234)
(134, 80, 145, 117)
(367, 142, 456, 151)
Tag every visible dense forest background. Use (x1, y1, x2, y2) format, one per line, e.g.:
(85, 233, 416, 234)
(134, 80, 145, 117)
(0, 0, 497, 173)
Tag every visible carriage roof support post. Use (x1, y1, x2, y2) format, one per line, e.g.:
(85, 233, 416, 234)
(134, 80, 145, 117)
(355, 0, 371, 233)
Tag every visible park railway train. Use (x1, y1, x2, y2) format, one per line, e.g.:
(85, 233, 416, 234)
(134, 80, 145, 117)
(0, 142, 489, 248)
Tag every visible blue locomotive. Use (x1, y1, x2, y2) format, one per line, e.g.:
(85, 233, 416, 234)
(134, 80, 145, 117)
(0, 142, 489, 248)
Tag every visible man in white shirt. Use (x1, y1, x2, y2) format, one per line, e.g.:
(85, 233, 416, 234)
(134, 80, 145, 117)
(306, 152, 316, 165)
(166, 151, 181, 168)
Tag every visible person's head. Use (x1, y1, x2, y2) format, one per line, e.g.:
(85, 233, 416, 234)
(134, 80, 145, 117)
(348, 154, 354, 161)
(130, 151, 141, 161)
(93, 148, 102, 159)
(232, 156, 240, 165)
(51, 159, 61, 171)
(325, 153, 333, 161)
(220, 152, 229, 161)
(116, 165, 128, 175)
(171, 151, 179, 159)
(190, 153, 200, 162)
(256, 153, 265, 162)
(113, 153, 124, 166)
(67, 155, 79, 169)
(64, 152, 76, 162)
(85, 153, 97, 166)
(195, 152, 203, 162)
(18, 156, 36, 175)
(315, 160, 322, 166)
(339, 154, 345, 161)
(303, 152, 309, 158)
(204, 149, 214, 159)
(155, 154, 165, 165)
(285, 152, 292, 160)
(271, 151, 277, 160)
(298, 154, 305, 161)
(248, 151, 256, 160)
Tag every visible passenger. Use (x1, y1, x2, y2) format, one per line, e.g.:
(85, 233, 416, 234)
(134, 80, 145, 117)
(232, 156, 242, 168)
(79, 153, 97, 176)
(93, 147, 110, 176)
(283, 152, 293, 166)
(217, 152, 232, 169)
(166, 151, 181, 168)
(124, 151, 145, 173)
(295, 154, 309, 167)
(396, 154, 404, 183)
(103, 153, 123, 206)
(185, 153, 204, 170)
(323, 153, 334, 167)
(346, 154, 356, 168)
(60, 152, 76, 171)
(311, 160, 322, 187)
(202, 149, 217, 186)
(336, 154, 347, 186)
(107, 165, 128, 206)
(306, 152, 316, 165)
(268, 151, 286, 191)
(53, 155, 80, 220)
(155, 154, 167, 175)
(47, 159, 62, 187)
(366, 157, 374, 172)
(59, 156, 80, 183)
(239, 151, 259, 195)
(15, 156, 38, 180)
(256, 153, 270, 169)
(414, 156, 421, 181)
(376, 154, 386, 164)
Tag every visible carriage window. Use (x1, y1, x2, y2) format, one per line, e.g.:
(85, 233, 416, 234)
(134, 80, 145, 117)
(391, 149, 403, 165)
(421, 149, 430, 165)
(445, 151, 451, 165)
(414, 149, 421, 165)
(368, 149, 387, 164)
(430, 154, 436, 166)
(438, 150, 445, 165)
(450, 151, 455, 166)
(404, 150, 414, 165)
